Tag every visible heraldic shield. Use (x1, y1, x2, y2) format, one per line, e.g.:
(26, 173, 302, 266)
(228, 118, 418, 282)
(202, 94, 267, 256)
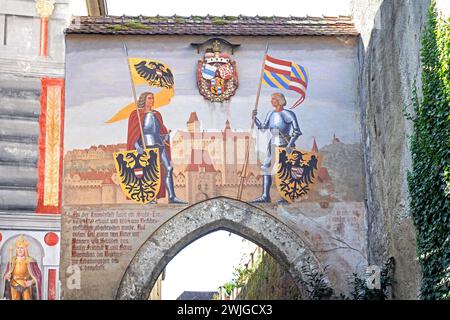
(275, 147, 321, 203)
(113, 148, 161, 204)
(197, 40, 238, 102)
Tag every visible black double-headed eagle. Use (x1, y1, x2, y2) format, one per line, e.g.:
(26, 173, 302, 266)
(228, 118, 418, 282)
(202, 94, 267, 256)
(277, 149, 319, 200)
(115, 149, 160, 203)
(134, 60, 174, 89)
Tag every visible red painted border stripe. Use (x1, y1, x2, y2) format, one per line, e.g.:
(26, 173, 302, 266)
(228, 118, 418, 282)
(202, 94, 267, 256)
(39, 17, 48, 57)
(48, 269, 56, 300)
(36, 78, 65, 214)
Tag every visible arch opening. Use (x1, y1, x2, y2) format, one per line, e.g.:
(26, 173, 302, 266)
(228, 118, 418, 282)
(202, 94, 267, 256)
(116, 197, 328, 300)
(151, 229, 304, 300)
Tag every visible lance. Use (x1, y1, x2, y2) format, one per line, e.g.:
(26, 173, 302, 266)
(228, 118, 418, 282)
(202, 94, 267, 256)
(123, 43, 146, 149)
(237, 43, 269, 200)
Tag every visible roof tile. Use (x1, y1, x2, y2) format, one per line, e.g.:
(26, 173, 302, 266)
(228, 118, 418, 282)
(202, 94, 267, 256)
(66, 15, 358, 36)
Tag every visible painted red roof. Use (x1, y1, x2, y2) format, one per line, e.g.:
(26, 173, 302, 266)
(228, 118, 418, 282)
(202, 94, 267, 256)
(318, 167, 332, 183)
(187, 112, 199, 124)
(312, 138, 319, 152)
(185, 149, 217, 172)
(70, 171, 113, 181)
(103, 176, 114, 184)
(68, 143, 127, 154)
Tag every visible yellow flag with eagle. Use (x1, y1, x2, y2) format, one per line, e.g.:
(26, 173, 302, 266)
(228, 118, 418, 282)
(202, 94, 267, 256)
(106, 58, 175, 123)
(109, 55, 175, 204)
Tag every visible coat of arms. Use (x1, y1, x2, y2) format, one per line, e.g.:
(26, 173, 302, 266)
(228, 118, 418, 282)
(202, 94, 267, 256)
(275, 147, 321, 203)
(113, 148, 161, 204)
(197, 40, 238, 102)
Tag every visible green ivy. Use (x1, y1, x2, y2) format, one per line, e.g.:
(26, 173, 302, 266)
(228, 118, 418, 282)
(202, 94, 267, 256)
(345, 258, 395, 300)
(299, 260, 334, 300)
(407, 0, 450, 300)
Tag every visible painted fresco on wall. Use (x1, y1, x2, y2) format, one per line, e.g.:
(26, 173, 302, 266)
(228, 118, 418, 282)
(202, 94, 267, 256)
(2, 235, 43, 300)
(0, 232, 60, 300)
(64, 38, 362, 207)
(62, 35, 366, 298)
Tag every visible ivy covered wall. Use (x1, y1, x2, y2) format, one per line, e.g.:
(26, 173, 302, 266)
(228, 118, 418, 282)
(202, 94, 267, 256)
(236, 252, 301, 300)
(408, 1, 450, 300)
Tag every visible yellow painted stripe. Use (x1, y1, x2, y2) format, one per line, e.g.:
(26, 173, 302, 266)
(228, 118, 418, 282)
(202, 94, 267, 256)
(292, 63, 306, 82)
(265, 71, 285, 89)
(278, 74, 291, 84)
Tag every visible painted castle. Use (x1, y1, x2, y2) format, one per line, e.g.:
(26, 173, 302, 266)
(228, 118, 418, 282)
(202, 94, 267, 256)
(63, 112, 336, 206)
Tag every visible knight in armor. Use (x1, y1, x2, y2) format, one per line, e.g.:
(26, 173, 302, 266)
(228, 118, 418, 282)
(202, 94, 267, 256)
(127, 92, 186, 204)
(251, 93, 302, 203)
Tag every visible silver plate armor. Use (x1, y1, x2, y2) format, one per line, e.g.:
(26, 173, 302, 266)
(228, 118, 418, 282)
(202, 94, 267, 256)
(255, 110, 302, 147)
(142, 112, 165, 147)
(134, 111, 186, 204)
(251, 109, 302, 203)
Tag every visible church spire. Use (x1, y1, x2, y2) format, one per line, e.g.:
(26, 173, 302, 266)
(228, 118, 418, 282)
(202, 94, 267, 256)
(312, 138, 319, 152)
(224, 119, 231, 130)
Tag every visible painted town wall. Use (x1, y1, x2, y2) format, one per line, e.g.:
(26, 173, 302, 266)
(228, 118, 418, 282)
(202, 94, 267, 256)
(62, 34, 367, 299)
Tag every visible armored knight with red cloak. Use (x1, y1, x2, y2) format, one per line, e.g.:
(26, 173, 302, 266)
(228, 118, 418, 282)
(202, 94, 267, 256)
(127, 91, 186, 204)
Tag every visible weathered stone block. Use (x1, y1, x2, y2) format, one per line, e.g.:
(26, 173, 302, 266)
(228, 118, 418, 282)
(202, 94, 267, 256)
(0, 164, 37, 187)
(0, 140, 38, 164)
(0, 187, 37, 211)
(0, 117, 39, 142)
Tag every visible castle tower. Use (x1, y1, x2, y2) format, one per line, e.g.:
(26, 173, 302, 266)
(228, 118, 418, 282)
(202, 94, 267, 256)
(187, 112, 202, 151)
(184, 149, 218, 203)
(187, 112, 200, 133)
(101, 176, 116, 204)
(224, 119, 231, 131)
(222, 119, 234, 184)
(332, 134, 342, 144)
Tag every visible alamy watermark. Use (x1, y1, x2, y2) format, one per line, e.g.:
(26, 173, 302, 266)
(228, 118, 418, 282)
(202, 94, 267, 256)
(66, 265, 81, 290)
(366, 265, 381, 290)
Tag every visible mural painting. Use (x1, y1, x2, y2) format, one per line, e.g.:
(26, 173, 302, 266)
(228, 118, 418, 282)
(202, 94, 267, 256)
(108, 50, 186, 205)
(62, 35, 365, 298)
(2, 235, 43, 300)
(0, 232, 60, 300)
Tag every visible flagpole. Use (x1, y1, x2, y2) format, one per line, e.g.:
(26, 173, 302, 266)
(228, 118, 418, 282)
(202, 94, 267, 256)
(237, 43, 269, 200)
(123, 43, 146, 149)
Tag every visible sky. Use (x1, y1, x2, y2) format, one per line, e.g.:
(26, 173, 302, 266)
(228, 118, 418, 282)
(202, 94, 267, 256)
(161, 231, 258, 300)
(67, 0, 352, 300)
(69, 0, 352, 17)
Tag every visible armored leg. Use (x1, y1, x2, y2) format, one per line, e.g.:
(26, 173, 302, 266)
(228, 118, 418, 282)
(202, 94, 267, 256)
(250, 175, 272, 203)
(251, 144, 274, 203)
(160, 147, 187, 204)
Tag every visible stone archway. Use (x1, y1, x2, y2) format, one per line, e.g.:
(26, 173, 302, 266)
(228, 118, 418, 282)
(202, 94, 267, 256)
(116, 197, 328, 300)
